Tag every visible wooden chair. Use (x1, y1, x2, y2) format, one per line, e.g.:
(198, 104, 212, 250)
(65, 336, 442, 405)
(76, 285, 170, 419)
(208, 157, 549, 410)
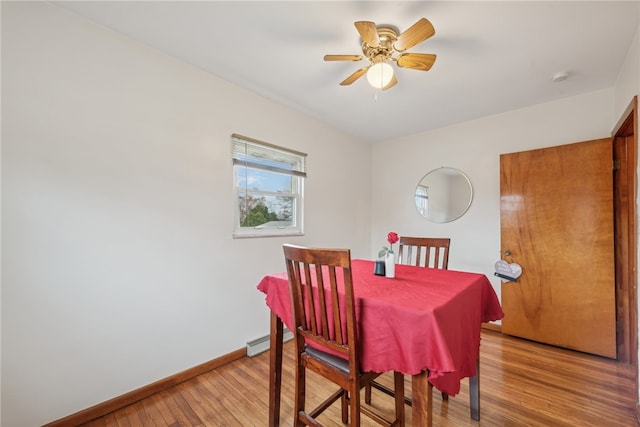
(397, 236, 450, 269)
(283, 244, 405, 427)
(366, 236, 452, 406)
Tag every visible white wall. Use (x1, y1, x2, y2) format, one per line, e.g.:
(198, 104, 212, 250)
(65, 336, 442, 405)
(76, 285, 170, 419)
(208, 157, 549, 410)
(1, 2, 371, 426)
(614, 27, 639, 121)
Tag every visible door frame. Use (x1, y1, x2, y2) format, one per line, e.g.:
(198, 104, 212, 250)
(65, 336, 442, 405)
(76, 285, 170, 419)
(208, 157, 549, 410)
(611, 96, 638, 401)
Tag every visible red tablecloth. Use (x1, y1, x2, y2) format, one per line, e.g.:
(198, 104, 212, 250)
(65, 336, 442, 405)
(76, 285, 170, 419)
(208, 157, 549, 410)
(257, 259, 503, 396)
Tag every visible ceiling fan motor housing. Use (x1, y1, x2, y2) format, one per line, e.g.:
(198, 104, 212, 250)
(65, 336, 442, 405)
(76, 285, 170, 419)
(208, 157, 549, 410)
(361, 25, 399, 63)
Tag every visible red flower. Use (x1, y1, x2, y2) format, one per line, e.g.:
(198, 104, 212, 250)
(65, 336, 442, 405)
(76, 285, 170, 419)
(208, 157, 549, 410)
(379, 231, 399, 258)
(387, 232, 399, 245)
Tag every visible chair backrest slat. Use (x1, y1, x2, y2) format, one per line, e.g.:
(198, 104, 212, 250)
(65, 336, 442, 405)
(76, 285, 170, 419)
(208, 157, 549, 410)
(301, 263, 318, 335)
(327, 266, 344, 344)
(398, 236, 450, 269)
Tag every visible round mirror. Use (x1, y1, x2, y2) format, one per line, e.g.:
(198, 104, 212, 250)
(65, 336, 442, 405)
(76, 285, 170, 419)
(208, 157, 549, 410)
(414, 167, 473, 223)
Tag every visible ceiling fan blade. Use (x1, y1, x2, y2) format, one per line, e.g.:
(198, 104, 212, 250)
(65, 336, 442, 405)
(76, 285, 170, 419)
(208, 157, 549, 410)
(396, 53, 437, 71)
(354, 21, 380, 47)
(382, 74, 398, 91)
(340, 67, 368, 86)
(394, 18, 435, 52)
(324, 54, 363, 61)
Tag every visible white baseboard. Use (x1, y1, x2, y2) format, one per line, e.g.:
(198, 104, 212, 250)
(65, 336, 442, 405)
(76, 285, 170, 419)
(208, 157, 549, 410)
(246, 328, 293, 357)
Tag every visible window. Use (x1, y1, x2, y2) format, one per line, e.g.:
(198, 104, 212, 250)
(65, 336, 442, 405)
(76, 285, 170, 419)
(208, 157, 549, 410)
(415, 184, 428, 217)
(232, 134, 306, 238)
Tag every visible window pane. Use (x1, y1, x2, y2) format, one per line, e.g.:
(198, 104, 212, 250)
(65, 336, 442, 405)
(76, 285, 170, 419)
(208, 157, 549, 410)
(415, 185, 428, 217)
(237, 192, 295, 228)
(236, 167, 293, 193)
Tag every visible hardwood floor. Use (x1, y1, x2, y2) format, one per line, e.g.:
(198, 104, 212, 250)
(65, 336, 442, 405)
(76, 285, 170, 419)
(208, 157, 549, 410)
(81, 330, 638, 426)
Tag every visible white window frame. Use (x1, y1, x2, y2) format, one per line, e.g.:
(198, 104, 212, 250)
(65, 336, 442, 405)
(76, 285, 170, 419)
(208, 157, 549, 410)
(232, 134, 306, 238)
(415, 184, 429, 217)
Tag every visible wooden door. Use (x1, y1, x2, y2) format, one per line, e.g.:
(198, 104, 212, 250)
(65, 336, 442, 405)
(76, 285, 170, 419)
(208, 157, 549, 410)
(500, 138, 616, 358)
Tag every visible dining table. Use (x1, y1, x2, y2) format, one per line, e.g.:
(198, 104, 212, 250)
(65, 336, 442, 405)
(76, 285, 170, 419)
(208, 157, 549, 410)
(257, 259, 504, 427)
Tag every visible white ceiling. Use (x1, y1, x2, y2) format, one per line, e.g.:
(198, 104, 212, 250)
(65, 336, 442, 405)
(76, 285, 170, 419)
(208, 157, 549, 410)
(55, 1, 639, 143)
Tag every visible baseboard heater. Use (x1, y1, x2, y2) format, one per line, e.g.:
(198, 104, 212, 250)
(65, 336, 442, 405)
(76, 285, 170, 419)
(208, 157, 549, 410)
(246, 328, 293, 357)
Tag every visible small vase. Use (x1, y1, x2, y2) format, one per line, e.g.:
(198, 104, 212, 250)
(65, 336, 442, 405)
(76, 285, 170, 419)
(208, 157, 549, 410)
(385, 252, 395, 278)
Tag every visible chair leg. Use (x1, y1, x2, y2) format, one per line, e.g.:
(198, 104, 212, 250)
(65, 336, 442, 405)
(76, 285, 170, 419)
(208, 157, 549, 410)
(350, 385, 362, 426)
(394, 372, 405, 426)
(294, 364, 306, 427)
(441, 391, 449, 401)
(365, 383, 372, 404)
(341, 390, 348, 423)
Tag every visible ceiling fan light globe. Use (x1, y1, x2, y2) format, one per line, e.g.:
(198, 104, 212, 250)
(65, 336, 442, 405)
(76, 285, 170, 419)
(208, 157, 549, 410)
(367, 62, 394, 89)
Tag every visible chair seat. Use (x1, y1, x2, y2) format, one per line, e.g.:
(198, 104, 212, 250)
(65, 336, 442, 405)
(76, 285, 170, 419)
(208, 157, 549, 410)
(304, 345, 350, 374)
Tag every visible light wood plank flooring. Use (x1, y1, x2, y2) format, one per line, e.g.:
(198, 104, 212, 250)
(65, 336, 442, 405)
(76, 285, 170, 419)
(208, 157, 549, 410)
(81, 330, 638, 426)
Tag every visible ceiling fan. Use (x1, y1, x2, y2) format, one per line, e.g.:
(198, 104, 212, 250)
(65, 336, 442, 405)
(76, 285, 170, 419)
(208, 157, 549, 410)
(324, 18, 437, 90)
